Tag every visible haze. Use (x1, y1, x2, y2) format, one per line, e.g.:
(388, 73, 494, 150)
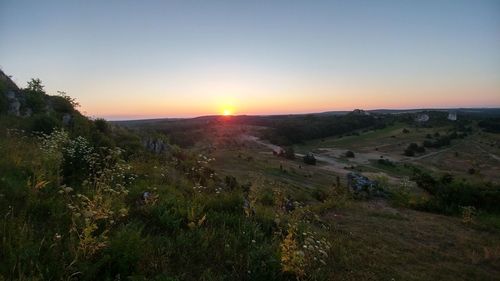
(1, 0, 499, 119)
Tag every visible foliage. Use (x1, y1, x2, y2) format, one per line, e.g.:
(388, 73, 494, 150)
(57, 91, 80, 109)
(284, 146, 295, 160)
(411, 170, 500, 214)
(478, 118, 500, 133)
(0, 125, 337, 280)
(404, 143, 425, 156)
(24, 78, 46, 114)
(303, 153, 316, 165)
(345, 150, 355, 158)
(30, 114, 61, 134)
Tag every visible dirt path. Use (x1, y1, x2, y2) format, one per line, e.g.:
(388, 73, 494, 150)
(472, 141, 500, 161)
(242, 135, 402, 182)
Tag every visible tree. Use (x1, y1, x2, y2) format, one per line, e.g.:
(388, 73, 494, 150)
(57, 91, 80, 108)
(24, 78, 46, 114)
(26, 78, 45, 94)
(95, 118, 110, 134)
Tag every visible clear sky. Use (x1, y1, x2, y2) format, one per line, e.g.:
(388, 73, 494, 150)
(1, 0, 499, 119)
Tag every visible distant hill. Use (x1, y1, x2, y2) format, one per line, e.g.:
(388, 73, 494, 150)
(114, 108, 500, 125)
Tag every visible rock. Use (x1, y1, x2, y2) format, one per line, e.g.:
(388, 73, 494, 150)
(415, 114, 429, 123)
(62, 113, 72, 125)
(347, 172, 380, 196)
(6, 90, 16, 99)
(5, 90, 21, 116)
(24, 107, 32, 117)
(8, 99, 20, 116)
(143, 138, 168, 154)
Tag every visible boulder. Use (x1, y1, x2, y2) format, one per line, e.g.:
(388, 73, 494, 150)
(347, 172, 381, 196)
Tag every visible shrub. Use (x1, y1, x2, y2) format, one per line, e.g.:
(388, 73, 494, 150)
(404, 149, 415, 157)
(345, 150, 355, 158)
(284, 146, 295, 159)
(24, 91, 45, 114)
(101, 223, 147, 277)
(404, 143, 425, 156)
(30, 114, 60, 134)
(50, 95, 74, 113)
(413, 171, 500, 214)
(94, 118, 110, 134)
(303, 153, 316, 165)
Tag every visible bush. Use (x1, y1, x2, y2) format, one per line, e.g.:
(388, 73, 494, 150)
(284, 146, 295, 159)
(50, 95, 74, 113)
(101, 223, 147, 278)
(345, 150, 355, 158)
(30, 114, 60, 134)
(94, 118, 110, 134)
(404, 143, 425, 156)
(24, 91, 45, 114)
(404, 149, 415, 157)
(303, 153, 316, 165)
(412, 171, 500, 214)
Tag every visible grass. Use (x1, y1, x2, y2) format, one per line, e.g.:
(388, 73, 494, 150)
(0, 128, 340, 280)
(2, 118, 500, 280)
(324, 200, 500, 281)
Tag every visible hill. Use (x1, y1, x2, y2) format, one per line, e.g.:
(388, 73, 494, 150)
(1, 70, 500, 280)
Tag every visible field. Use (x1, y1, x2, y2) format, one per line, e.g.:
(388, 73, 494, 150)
(194, 120, 500, 280)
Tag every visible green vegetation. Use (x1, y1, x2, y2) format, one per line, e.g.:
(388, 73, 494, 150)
(2, 74, 500, 280)
(404, 143, 425, 156)
(411, 170, 500, 214)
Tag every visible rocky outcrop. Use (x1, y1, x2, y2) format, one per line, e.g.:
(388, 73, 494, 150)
(1, 69, 77, 122)
(2, 70, 25, 116)
(347, 172, 384, 197)
(62, 113, 72, 125)
(6, 90, 21, 116)
(143, 138, 169, 154)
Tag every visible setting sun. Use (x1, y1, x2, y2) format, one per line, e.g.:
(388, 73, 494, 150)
(223, 109, 232, 116)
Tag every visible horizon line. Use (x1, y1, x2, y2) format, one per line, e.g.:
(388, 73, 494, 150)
(104, 106, 500, 122)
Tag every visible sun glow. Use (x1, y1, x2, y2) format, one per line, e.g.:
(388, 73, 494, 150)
(223, 109, 232, 116)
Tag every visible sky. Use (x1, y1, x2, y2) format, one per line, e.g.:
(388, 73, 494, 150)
(1, 0, 499, 119)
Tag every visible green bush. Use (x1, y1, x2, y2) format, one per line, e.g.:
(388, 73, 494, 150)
(50, 95, 74, 113)
(345, 150, 355, 158)
(412, 171, 500, 214)
(100, 223, 147, 278)
(30, 114, 60, 134)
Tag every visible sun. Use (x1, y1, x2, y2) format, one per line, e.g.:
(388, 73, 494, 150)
(223, 109, 232, 116)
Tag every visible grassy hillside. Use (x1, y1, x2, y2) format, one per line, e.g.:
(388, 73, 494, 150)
(1, 72, 500, 280)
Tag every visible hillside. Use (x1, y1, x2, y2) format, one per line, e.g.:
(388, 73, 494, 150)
(1, 71, 500, 280)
